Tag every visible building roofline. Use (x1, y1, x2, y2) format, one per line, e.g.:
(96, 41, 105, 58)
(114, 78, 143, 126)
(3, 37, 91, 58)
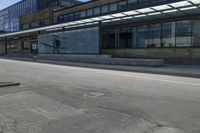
(0, 0, 84, 12)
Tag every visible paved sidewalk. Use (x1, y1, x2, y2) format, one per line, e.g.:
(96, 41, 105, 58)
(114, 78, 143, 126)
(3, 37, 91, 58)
(1, 57, 200, 78)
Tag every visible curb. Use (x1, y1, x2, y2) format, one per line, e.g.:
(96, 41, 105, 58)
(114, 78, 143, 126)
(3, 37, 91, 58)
(1, 57, 200, 79)
(38, 60, 200, 79)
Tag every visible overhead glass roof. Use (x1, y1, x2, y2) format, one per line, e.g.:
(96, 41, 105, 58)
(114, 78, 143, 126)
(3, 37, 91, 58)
(0, 0, 200, 38)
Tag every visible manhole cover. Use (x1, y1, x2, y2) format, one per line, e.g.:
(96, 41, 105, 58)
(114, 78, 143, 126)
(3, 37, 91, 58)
(86, 92, 105, 98)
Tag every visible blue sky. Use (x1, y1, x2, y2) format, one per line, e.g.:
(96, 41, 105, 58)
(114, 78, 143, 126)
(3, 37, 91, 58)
(0, 0, 90, 10)
(0, 0, 21, 10)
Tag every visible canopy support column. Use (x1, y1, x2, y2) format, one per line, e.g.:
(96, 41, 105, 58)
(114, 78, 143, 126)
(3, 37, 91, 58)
(4, 37, 7, 55)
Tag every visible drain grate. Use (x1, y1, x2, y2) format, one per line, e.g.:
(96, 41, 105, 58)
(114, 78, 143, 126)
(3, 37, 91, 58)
(0, 81, 20, 88)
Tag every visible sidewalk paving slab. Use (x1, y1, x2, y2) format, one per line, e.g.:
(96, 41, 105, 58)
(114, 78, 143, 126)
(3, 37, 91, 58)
(1, 57, 200, 78)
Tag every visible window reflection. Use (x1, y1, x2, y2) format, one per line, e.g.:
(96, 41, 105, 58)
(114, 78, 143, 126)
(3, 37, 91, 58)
(137, 25, 148, 48)
(176, 21, 192, 47)
(118, 1, 127, 10)
(103, 20, 200, 49)
(139, 0, 149, 5)
(162, 22, 176, 47)
(101, 5, 108, 13)
(87, 9, 93, 16)
(102, 29, 117, 49)
(128, 0, 138, 7)
(80, 10, 86, 17)
(119, 28, 132, 48)
(149, 24, 161, 48)
(192, 20, 200, 47)
(109, 3, 117, 12)
(94, 7, 100, 15)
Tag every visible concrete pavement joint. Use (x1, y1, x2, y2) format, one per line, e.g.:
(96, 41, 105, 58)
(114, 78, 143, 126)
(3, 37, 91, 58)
(29, 108, 56, 120)
(95, 106, 183, 133)
(97, 71, 200, 86)
(0, 82, 20, 88)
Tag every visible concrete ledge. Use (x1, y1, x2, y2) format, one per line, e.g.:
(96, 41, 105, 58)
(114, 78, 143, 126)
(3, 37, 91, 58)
(38, 54, 164, 67)
(165, 58, 200, 65)
(111, 58, 164, 67)
(1, 57, 199, 78)
(102, 48, 200, 59)
(38, 54, 112, 60)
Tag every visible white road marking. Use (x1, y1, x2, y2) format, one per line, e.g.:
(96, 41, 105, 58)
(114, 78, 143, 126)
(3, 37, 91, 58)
(29, 108, 56, 120)
(97, 71, 200, 86)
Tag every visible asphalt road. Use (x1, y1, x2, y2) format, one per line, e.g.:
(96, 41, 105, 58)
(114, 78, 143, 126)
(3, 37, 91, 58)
(0, 58, 200, 133)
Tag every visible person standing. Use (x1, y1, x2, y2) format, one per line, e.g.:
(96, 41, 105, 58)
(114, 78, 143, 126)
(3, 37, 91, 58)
(32, 43, 38, 61)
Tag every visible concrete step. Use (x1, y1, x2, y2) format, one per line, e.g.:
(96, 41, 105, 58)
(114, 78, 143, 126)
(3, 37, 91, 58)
(38, 54, 164, 67)
(38, 54, 112, 60)
(111, 58, 164, 67)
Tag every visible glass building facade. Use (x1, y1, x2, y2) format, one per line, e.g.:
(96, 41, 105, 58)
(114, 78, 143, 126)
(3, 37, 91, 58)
(102, 19, 200, 49)
(54, 0, 200, 49)
(0, 0, 78, 31)
(0, 0, 38, 31)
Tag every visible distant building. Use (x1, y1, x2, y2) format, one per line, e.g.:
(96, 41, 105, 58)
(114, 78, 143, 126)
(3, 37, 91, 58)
(1, 0, 200, 64)
(0, 0, 81, 31)
(20, 8, 54, 30)
(38, 0, 82, 10)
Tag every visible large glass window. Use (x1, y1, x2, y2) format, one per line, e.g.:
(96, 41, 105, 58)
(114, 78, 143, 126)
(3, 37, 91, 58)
(162, 22, 176, 47)
(69, 14, 74, 20)
(32, 0, 37, 11)
(176, 21, 192, 47)
(74, 12, 80, 19)
(40, 19, 49, 26)
(30, 0, 32, 11)
(23, 1, 26, 12)
(27, 0, 31, 12)
(58, 16, 64, 23)
(80, 10, 86, 17)
(192, 20, 200, 46)
(102, 31, 109, 49)
(132, 27, 137, 48)
(148, 24, 161, 48)
(31, 21, 39, 28)
(94, 7, 100, 15)
(102, 19, 200, 49)
(64, 14, 69, 21)
(101, 5, 109, 13)
(137, 25, 148, 48)
(118, 1, 127, 10)
(119, 28, 132, 48)
(22, 23, 30, 30)
(138, 0, 149, 5)
(109, 3, 117, 12)
(108, 29, 118, 49)
(87, 9, 93, 16)
(128, 0, 138, 7)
